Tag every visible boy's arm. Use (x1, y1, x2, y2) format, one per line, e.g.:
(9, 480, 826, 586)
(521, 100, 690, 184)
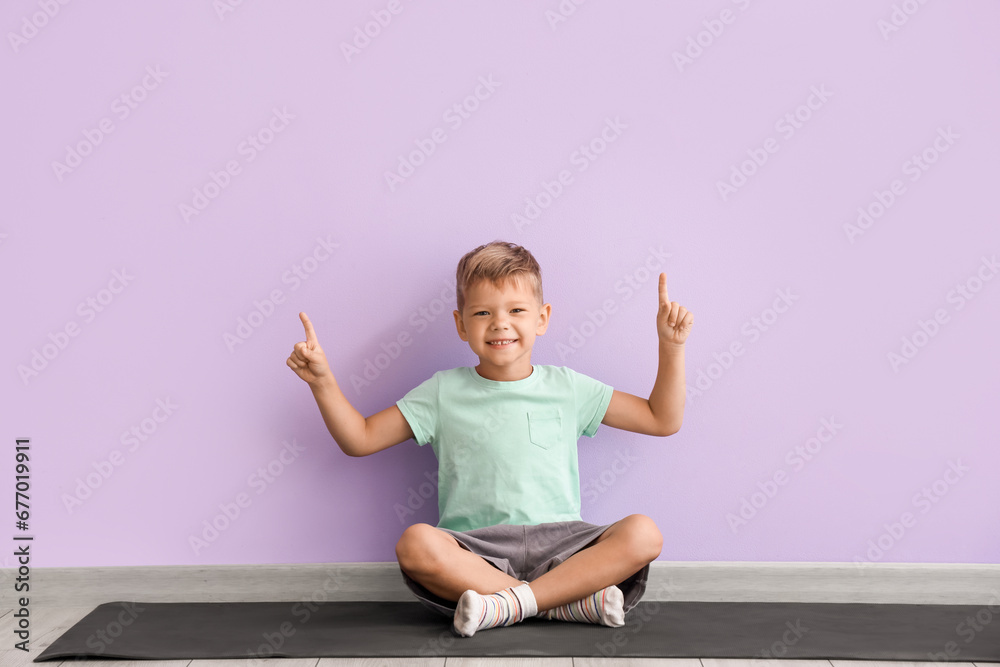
(288, 312, 414, 457)
(601, 342, 685, 436)
(601, 273, 692, 437)
(308, 377, 414, 456)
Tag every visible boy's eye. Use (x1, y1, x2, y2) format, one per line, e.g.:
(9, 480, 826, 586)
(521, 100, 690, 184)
(472, 309, 524, 316)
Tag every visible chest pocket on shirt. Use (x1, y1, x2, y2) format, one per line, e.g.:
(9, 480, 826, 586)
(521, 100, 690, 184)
(527, 409, 562, 450)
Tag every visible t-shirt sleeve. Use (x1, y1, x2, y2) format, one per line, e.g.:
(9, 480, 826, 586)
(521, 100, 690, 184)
(395, 373, 440, 446)
(570, 368, 614, 438)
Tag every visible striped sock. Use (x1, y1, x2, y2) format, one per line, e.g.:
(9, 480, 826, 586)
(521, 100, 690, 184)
(452, 583, 538, 637)
(539, 584, 625, 627)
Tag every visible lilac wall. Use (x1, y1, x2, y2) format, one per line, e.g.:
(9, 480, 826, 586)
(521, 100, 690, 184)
(3, 1, 998, 568)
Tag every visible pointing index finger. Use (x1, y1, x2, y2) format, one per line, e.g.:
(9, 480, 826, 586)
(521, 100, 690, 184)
(300, 312, 318, 344)
(659, 272, 669, 304)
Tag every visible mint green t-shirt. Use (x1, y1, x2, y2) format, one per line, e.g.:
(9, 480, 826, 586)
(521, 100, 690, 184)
(395, 364, 614, 532)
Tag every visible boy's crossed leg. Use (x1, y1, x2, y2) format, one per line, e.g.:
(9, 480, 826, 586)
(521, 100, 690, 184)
(396, 514, 662, 637)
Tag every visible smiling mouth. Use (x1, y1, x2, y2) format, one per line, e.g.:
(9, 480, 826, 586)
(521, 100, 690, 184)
(487, 339, 517, 346)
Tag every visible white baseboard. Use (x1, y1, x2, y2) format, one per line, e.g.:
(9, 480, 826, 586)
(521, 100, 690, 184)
(3, 561, 998, 608)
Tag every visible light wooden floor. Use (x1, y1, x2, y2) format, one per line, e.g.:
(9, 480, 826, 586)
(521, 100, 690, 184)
(1, 606, 996, 667)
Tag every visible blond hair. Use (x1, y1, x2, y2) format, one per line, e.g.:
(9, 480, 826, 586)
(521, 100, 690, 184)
(455, 241, 543, 313)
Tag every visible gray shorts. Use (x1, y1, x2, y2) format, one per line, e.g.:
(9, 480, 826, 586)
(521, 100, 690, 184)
(399, 520, 650, 618)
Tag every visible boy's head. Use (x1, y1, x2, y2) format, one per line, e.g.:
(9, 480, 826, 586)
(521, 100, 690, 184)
(453, 241, 551, 373)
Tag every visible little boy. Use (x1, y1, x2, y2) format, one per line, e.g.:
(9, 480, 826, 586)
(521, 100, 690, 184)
(286, 240, 692, 637)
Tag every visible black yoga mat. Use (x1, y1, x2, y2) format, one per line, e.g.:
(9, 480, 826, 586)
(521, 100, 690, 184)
(34, 599, 1000, 662)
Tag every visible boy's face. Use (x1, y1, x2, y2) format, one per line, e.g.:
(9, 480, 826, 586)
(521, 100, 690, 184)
(454, 277, 551, 378)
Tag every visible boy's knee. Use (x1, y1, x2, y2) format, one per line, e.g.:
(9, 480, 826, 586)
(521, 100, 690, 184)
(395, 523, 428, 555)
(625, 514, 663, 563)
(395, 523, 440, 571)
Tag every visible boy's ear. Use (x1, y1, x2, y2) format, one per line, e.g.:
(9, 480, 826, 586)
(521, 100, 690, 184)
(535, 302, 552, 335)
(453, 309, 469, 341)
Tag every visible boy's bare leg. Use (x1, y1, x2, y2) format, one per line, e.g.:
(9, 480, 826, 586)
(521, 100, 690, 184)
(396, 523, 523, 601)
(397, 514, 661, 612)
(528, 513, 662, 612)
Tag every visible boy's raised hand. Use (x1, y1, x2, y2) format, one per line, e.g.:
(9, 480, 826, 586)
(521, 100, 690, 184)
(287, 312, 332, 385)
(656, 273, 693, 346)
